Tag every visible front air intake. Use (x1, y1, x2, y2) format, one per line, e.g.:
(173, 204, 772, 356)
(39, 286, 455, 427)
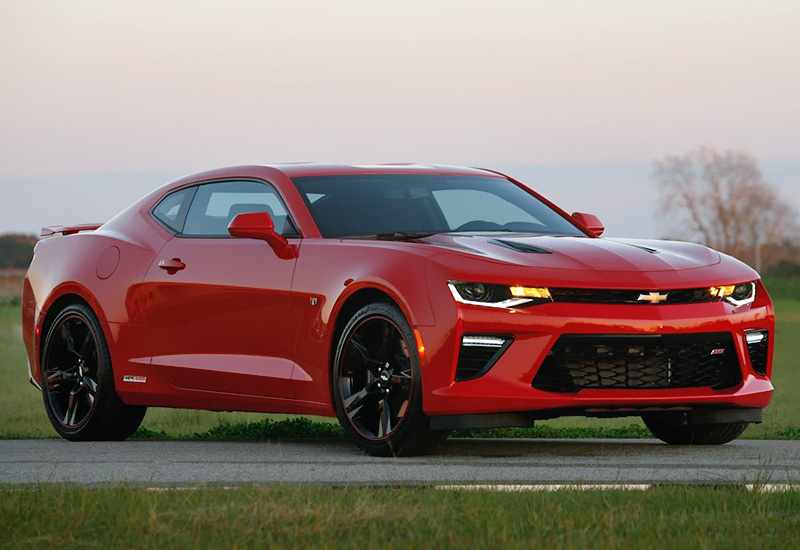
(455, 335, 513, 381)
(745, 330, 769, 376)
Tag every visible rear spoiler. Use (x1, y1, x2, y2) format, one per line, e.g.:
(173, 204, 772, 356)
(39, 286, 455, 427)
(40, 223, 103, 237)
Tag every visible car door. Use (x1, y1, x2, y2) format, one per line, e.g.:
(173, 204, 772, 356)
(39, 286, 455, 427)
(143, 179, 300, 398)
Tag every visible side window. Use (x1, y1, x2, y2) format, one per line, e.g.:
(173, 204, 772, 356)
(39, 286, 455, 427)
(182, 180, 298, 237)
(152, 188, 191, 233)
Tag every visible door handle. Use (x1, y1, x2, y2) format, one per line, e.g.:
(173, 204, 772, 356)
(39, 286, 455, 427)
(158, 258, 186, 274)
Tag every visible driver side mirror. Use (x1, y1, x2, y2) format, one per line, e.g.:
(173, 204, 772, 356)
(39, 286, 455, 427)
(228, 212, 297, 259)
(571, 212, 605, 236)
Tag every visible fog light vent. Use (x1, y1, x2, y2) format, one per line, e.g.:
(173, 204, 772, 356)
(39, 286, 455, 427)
(455, 335, 513, 381)
(745, 330, 769, 376)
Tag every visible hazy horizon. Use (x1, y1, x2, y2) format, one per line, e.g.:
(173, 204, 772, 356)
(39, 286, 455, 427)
(2, 159, 798, 239)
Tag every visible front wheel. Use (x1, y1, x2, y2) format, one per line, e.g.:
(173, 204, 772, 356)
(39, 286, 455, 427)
(642, 413, 747, 445)
(41, 303, 147, 441)
(333, 302, 449, 456)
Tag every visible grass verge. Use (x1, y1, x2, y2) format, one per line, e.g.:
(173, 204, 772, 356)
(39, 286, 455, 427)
(1, 485, 798, 549)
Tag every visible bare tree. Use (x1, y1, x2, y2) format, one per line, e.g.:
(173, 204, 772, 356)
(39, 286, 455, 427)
(652, 147, 797, 271)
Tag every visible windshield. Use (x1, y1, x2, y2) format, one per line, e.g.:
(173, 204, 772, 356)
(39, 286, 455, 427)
(291, 174, 585, 238)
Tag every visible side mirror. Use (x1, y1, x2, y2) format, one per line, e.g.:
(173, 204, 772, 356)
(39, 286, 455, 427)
(571, 212, 605, 236)
(228, 212, 297, 259)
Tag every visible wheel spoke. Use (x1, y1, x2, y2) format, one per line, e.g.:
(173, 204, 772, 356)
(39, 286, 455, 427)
(65, 387, 80, 426)
(79, 329, 93, 359)
(344, 386, 370, 414)
(348, 336, 383, 369)
(47, 368, 76, 386)
(389, 372, 412, 384)
(397, 399, 409, 418)
(84, 377, 98, 397)
(61, 323, 78, 356)
(81, 387, 95, 409)
(377, 397, 392, 437)
(379, 321, 392, 361)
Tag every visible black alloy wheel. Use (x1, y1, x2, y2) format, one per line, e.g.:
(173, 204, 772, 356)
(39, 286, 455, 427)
(41, 303, 146, 440)
(333, 302, 448, 456)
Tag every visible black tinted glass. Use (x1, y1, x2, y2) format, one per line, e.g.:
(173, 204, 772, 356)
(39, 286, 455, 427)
(291, 174, 583, 238)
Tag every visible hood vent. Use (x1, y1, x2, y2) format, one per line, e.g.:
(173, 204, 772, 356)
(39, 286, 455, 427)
(489, 239, 553, 254)
(611, 240, 661, 254)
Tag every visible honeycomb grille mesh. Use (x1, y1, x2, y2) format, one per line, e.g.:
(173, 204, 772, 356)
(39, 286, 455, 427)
(532, 333, 741, 393)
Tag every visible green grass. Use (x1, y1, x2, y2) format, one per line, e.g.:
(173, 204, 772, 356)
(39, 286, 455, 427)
(1, 277, 798, 441)
(764, 277, 800, 302)
(0, 301, 47, 439)
(757, 297, 800, 438)
(1, 485, 798, 549)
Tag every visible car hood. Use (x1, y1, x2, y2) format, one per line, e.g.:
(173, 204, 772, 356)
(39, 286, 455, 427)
(419, 234, 721, 273)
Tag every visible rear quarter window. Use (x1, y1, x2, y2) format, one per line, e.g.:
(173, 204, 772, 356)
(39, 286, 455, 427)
(152, 188, 191, 233)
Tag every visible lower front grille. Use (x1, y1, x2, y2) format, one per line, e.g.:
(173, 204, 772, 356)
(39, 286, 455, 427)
(532, 333, 741, 393)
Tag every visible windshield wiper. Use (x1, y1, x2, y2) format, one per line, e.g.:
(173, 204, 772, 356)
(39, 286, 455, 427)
(346, 231, 443, 241)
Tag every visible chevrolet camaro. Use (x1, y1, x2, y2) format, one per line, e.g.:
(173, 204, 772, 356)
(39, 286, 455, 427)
(22, 164, 774, 455)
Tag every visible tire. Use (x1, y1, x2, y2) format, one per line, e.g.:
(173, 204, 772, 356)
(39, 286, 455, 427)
(41, 303, 147, 441)
(642, 413, 748, 445)
(333, 302, 449, 456)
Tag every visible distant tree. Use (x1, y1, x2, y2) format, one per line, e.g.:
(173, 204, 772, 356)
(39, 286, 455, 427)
(652, 147, 798, 271)
(0, 233, 38, 270)
(765, 259, 800, 279)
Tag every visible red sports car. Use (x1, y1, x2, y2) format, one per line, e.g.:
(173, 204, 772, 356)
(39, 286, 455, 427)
(22, 164, 774, 455)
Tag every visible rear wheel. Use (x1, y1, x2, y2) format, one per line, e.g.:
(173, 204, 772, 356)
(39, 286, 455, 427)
(41, 303, 146, 441)
(642, 413, 747, 445)
(333, 302, 449, 456)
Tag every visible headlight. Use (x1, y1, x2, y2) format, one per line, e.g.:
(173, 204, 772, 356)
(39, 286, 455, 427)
(708, 282, 756, 307)
(448, 281, 552, 308)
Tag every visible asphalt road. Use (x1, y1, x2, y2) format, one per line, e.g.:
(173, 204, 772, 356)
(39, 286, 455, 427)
(2, 438, 798, 486)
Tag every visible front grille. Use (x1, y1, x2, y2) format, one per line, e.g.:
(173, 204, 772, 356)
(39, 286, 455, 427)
(532, 333, 741, 393)
(746, 330, 769, 376)
(549, 287, 719, 305)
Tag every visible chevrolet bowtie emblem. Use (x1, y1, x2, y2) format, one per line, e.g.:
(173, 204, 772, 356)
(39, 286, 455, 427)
(637, 292, 668, 304)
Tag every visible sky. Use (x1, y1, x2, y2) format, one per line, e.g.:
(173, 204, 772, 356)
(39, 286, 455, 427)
(1, 1, 798, 237)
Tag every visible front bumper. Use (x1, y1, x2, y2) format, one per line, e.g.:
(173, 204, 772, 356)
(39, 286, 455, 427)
(419, 286, 774, 419)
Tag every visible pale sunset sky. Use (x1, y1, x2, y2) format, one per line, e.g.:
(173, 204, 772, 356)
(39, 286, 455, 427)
(1, 1, 798, 237)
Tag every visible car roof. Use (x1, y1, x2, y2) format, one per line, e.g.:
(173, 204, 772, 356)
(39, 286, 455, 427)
(158, 163, 506, 195)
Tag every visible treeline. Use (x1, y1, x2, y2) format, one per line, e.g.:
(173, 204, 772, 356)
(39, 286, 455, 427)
(766, 260, 800, 279)
(0, 233, 38, 270)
